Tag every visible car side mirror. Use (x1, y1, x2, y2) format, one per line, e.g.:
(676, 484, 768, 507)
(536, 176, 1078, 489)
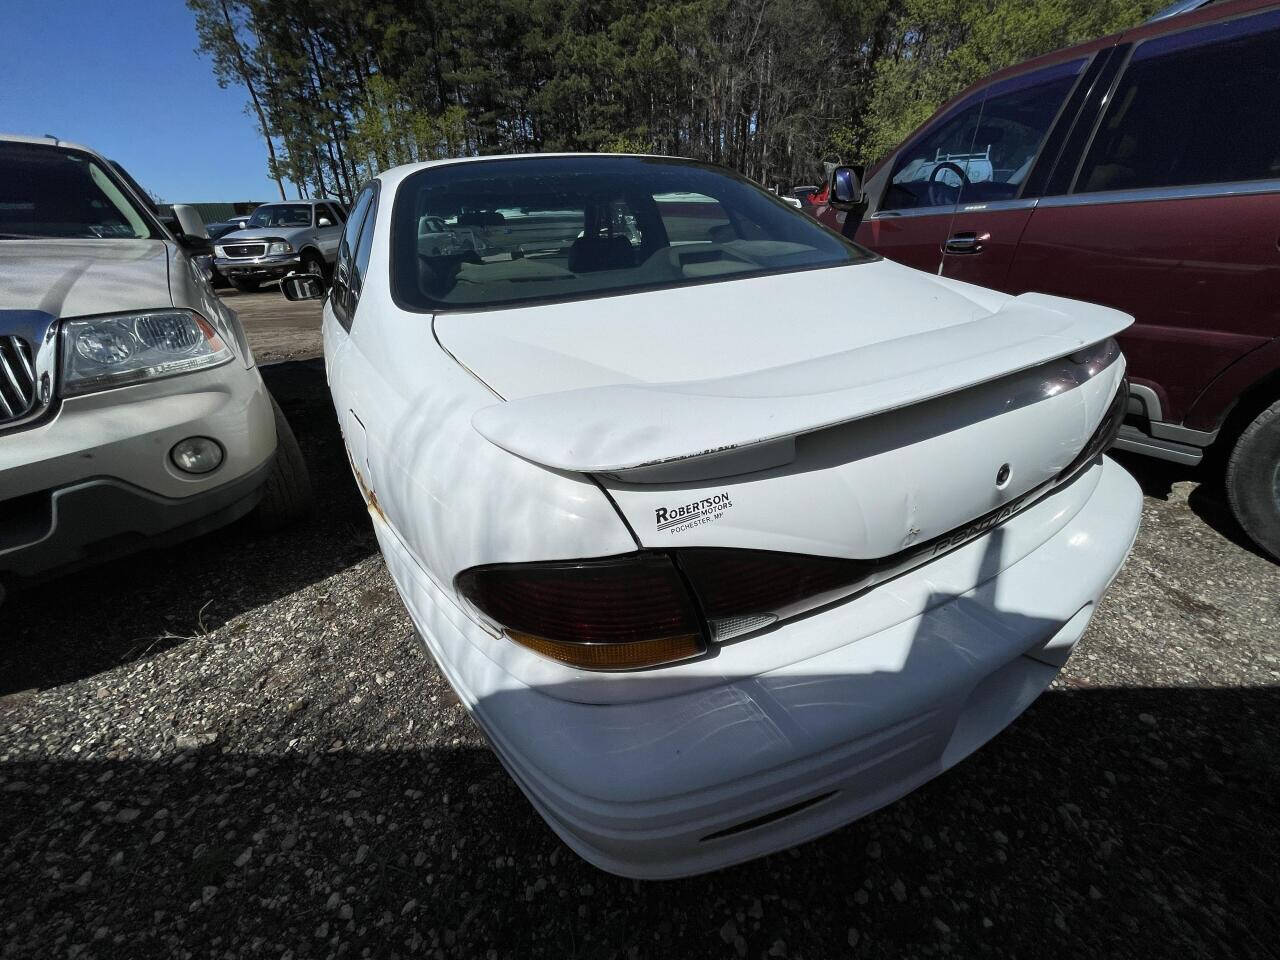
(281, 272, 325, 301)
(830, 166, 862, 207)
(317, 216, 333, 227)
(829, 165, 869, 237)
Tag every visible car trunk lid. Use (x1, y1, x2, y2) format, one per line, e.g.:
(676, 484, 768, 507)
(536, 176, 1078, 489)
(437, 260, 1131, 558)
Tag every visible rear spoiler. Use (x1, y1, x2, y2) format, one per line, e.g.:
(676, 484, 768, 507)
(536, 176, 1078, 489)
(471, 292, 1132, 475)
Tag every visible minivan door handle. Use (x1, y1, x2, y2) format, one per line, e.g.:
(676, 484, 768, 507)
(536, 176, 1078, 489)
(944, 231, 988, 254)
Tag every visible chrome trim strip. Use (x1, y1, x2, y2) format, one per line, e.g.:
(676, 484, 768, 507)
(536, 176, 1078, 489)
(1151, 421, 1218, 446)
(0, 345, 27, 411)
(955, 197, 1040, 214)
(871, 195, 1043, 221)
(1115, 426, 1203, 465)
(0, 313, 59, 434)
(1041, 178, 1280, 209)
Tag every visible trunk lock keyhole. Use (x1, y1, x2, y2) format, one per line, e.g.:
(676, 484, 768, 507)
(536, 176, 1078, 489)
(996, 463, 1012, 488)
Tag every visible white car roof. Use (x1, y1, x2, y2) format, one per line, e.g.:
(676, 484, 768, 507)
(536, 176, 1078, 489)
(375, 152, 685, 193)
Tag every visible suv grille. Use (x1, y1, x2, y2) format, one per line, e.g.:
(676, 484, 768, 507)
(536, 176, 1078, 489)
(222, 242, 267, 259)
(0, 336, 37, 424)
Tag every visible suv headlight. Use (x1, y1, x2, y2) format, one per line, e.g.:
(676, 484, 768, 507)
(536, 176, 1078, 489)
(61, 309, 234, 396)
(267, 241, 293, 255)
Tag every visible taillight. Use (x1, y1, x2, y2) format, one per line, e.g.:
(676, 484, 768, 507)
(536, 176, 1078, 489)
(675, 549, 873, 642)
(455, 553, 705, 670)
(455, 547, 879, 669)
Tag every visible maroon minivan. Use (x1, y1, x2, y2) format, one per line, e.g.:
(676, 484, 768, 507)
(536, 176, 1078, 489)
(817, 0, 1280, 559)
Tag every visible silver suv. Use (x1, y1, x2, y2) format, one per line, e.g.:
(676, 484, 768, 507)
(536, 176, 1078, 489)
(0, 134, 312, 594)
(213, 199, 345, 292)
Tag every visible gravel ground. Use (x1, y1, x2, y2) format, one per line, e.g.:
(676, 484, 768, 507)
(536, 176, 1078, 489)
(2, 355, 1278, 960)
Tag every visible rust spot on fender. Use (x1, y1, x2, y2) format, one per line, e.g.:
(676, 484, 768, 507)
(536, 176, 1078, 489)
(347, 453, 387, 523)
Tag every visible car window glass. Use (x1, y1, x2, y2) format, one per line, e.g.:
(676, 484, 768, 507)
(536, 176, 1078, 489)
(885, 60, 1082, 212)
(352, 193, 377, 296)
(392, 156, 869, 311)
(955, 63, 1084, 205)
(247, 203, 313, 228)
(1075, 14, 1280, 193)
(333, 186, 376, 327)
(0, 142, 157, 240)
(339, 189, 374, 271)
(654, 192, 731, 243)
(882, 98, 986, 212)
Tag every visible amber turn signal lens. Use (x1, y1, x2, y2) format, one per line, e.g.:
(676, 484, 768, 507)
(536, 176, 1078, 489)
(504, 630, 705, 671)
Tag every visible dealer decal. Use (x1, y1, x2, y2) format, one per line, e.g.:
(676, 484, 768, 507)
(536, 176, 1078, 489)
(655, 492, 733, 534)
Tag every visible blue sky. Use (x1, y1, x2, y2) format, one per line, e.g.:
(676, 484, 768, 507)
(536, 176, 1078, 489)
(2, 0, 284, 203)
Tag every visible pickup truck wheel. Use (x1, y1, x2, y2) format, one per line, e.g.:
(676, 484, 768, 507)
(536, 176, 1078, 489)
(301, 251, 328, 285)
(252, 394, 314, 532)
(229, 277, 261, 293)
(1225, 397, 1280, 561)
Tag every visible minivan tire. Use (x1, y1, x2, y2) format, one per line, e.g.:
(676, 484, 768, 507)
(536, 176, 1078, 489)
(252, 394, 314, 532)
(1225, 397, 1280, 561)
(230, 277, 261, 293)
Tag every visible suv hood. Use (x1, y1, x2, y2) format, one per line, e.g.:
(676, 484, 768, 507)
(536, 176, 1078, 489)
(217, 227, 300, 243)
(0, 239, 172, 319)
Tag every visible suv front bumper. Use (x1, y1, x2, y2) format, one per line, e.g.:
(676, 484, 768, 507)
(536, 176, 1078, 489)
(0, 363, 276, 579)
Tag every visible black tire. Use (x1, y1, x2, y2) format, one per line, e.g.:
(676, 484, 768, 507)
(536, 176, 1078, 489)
(1225, 397, 1280, 561)
(301, 250, 328, 285)
(252, 394, 314, 532)
(229, 277, 261, 293)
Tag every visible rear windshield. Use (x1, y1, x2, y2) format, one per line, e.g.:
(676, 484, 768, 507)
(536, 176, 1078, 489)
(247, 204, 313, 228)
(391, 156, 872, 311)
(0, 141, 158, 241)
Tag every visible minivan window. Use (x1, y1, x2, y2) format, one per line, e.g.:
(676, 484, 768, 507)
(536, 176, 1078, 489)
(391, 156, 870, 311)
(0, 141, 158, 240)
(884, 60, 1084, 212)
(1075, 15, 1280, 193)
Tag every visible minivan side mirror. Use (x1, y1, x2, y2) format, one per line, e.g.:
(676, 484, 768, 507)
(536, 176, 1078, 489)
(281, 272, 325, 301)
(829, 165, 869, 237)
(829, 166, 862, 207)
(317, 216, 333, 227)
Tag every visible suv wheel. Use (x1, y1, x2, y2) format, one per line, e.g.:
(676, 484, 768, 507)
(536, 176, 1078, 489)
(229, 277, 261, 293)
(1225, 397, 1280, 561)
(252, 394, 314, 532)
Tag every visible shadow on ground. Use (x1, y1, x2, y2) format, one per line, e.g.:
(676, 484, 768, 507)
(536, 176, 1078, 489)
(0, 361, 375, 695)
(1108, 449, 1274, 562)
(2, 687, 1277, 958)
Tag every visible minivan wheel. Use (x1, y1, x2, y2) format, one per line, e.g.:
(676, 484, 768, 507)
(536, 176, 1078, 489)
(1225, 397, 1280, 561)
(229, 277, 261, 293)
(252, 394, 314, 532)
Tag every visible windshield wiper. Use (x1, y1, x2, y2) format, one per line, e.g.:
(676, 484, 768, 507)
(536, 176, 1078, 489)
(0, 232, 51, 239)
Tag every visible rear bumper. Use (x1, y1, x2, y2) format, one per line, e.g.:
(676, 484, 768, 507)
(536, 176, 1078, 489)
(384, 456, 1141, 879)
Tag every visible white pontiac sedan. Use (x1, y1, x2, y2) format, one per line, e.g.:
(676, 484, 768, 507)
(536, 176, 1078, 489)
(294, 154, 1141, 879)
